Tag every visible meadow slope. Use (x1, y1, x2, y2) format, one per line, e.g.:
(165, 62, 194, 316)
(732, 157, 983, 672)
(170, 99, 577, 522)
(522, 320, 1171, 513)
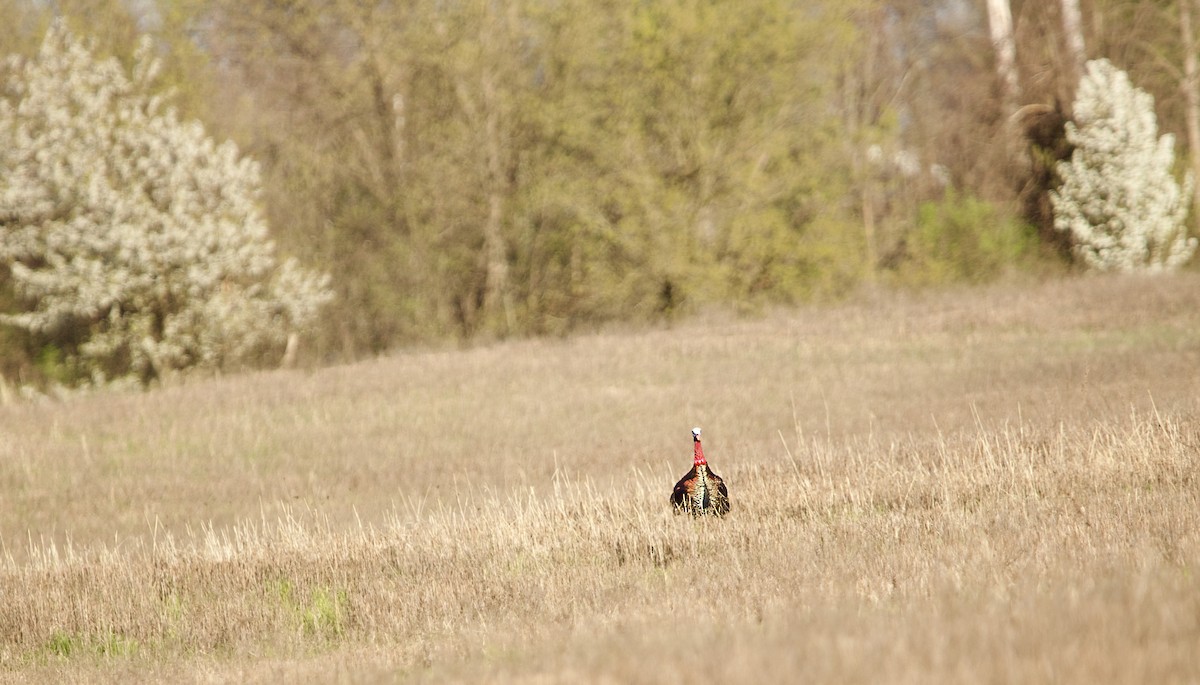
(1, 274, 1199, 683)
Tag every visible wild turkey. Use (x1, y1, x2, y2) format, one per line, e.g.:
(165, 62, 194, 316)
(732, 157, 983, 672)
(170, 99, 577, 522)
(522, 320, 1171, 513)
(671, 427, 730, 516)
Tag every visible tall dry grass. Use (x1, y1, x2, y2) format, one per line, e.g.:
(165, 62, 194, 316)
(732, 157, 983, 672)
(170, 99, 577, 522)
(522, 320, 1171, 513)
(1, 273, 1200, 682)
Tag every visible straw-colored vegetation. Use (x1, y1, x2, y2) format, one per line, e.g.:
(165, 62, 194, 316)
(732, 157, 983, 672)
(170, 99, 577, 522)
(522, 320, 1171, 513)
(2, 274, 1200, 683)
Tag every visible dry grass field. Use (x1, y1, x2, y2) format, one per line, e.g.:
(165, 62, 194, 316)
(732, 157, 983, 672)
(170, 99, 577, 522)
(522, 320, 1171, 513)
(2, 273, 1200, 683)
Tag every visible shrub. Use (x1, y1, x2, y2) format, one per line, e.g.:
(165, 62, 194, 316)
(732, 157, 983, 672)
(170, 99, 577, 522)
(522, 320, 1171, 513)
(901, 193, 1035, 285)
(1050, 58, 1197, 272)
(0, 23, 332, 386)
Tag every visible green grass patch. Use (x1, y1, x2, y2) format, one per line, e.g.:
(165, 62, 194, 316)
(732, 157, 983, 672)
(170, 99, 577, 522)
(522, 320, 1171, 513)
(43, 630, 138, 660)
(273, 579, 349, 640)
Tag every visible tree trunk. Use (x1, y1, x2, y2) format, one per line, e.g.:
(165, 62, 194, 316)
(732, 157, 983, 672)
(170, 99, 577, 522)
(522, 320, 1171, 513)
(1181, 0, 1200, 217)
(450, 1, 517, 338)
(478, 22, 515, 337)
(1060, 0, 1086, 82)
(280, 332, 299, 368)
(986, 0, 1019, 110)
(861, 183, 878, 275)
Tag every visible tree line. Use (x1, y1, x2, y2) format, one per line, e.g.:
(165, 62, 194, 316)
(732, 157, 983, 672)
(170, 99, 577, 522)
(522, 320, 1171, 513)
(0, 0, 1197, 386)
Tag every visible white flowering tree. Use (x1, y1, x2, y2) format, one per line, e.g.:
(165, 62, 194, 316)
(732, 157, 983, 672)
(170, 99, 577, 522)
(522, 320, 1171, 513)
(1051, 58, 1197, 272)
(0, 23, 332, 385)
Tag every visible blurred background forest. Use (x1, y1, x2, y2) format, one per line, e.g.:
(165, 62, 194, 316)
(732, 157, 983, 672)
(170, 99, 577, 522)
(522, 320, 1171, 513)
(0, 0, 1196, 377)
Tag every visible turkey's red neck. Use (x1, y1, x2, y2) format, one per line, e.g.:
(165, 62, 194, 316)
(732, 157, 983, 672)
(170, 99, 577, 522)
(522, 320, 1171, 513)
(693, 439, 707, 467)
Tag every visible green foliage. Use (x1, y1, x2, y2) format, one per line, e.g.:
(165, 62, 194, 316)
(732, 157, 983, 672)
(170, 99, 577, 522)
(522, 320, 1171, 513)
(45, 630, 79, 658)
(34, 344, 72, 386)
(273, 579, 348, 640)
(191, 0, 867, 350)
(43, 630, 138, 660)
(0, 0, 1083, 371)
(301, 587, 348, 638)
(900, 194, 1036, 285)
(95, 631, 139, 657)
(0, 2, 43, 57)
(512, 0, 864, 323)
(160, 592, 187, 640)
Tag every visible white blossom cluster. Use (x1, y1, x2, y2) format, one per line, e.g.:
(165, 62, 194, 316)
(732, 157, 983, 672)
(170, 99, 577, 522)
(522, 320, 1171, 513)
(0, 23, 332, 383)
(1051, 58, 1197, 272)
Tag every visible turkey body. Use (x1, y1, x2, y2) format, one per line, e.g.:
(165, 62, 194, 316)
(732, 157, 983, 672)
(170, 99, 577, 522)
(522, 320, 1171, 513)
(671, 463, 730, 516)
